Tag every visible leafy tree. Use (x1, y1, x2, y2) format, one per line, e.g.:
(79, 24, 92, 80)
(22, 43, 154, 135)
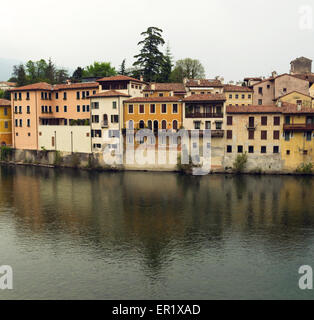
(170, 58, 205, 82)
(133, 27, 165, 82)
(55, 68, 69, 83)
(0, 90, 4, 99)
(45, 58, 56, 83)
(12, 64, 27, 86)
(83, 62, 117, 78)
(158, 43, 173, 82)
(119, 59, 126, 75)
(72, 67, 84, 81)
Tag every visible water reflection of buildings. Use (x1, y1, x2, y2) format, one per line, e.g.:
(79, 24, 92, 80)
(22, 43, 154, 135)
(0, 166, 314, 275)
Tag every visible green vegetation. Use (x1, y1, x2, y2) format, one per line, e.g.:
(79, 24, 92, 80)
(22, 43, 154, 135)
(53, 151, 63, 166)
(170, 58, 205, 82)
(70, 119, 90, 126)
(233, 153, 248, 173)
(296, 163, 313, 174)
(0, 146, 13, 161)
(82, 62, 117, 78)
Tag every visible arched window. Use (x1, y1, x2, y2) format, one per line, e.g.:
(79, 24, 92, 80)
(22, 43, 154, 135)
(128, 120, 134, 129)
(173, 120, 178, 130)
(148, 120, 152, 130)
(139, 120, 145, 129)
(162, 120, 167, 130)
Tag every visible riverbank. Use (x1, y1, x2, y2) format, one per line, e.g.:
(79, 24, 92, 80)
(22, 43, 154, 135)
(0, 148, 313, 176)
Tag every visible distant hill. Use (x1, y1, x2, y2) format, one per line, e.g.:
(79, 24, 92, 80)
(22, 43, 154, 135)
(0, 58, 22, 81)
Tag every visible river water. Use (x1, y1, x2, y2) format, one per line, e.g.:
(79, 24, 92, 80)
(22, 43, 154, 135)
(0, 165, 314, 300)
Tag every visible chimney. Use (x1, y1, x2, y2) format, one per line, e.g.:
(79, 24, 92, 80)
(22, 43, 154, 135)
(297, 100, 302, 111)
(66, 79, 71, 85)
(271, 71, 277, 78)
(140, 75, 144, 82)
(197, 79, 201, 85)
(277, 101, 282, 108)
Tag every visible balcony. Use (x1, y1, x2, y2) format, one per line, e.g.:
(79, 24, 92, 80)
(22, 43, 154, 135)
(188, 130, 224, 138)
(284, 123, 314, 131)
(246, 123, 257, 131)
(101, 121, 109, 128)
(185, 112, 224, 119)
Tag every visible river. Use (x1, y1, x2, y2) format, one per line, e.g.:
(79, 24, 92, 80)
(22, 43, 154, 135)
(0, 165, 314, 299)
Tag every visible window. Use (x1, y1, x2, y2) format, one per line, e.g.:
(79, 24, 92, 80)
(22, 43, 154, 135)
(44, 92, 47, 100)
(44, 106, 48, 113)
(19, 119, 22, 127)
(306, 131, 312, 141)
(55, 92, 59, 99)
(111, 115, 119, 123)
(162, 120, 167, 130)
(227, 130, 232, 139)
(261, 146, 267, 154)
(227, 145, 232, 153)
(145, 93, 149, 97)
(248, 94, 251, 99)
(64, 105, 67, 112)
(273, 146, 279, 154)
(82, 91, 86, 99)
(15, 119, 18, 127)
(261, 116, 267, 125)
(14, 106, 18, 114)
(77, 105, 80, 112)
(162, 104, 167, 113)
(242, 94, 245, 99)
(56, 106, 59, 112)
(92, 115, 99, 123)
(235, 94, 239, 99)
(267, 85, 270, 89)
(27, 106, 30, 114)
(227, 116, 233, 125)
(150, 104, 155, 113)
(238, 146, 243, 153)
(93, 144, 101, 149)
(14, 93, 17, 100)
(27, 119, 30, 127)
(216, 122, 222, 130)
(286, 150, 290, 155)
(248, 146, 254, 153)
(248, 130, 254, 140)
(4, 122, 8, 129)
(86, 105, 90, 112)
(63, 92, 67, 100)
(283, 88, 287, 93)
(3, 107, 7, 116)
(173, 104, 178, 113)
(76, 92, 80, 99)
(261, 131, 267, 140)
(159, 93, 164, 97)
(82, 105, 86, 112)
(19, 93, 22, 100)
(128, 105, 134, 114)
(194, 121, 201, 129)
(229, 94, 232, 99)
(274, 116, 280, 126)
(109, 130, 119, 138)
(92, 102, 99, 109)
(113, 101, 117, 109)
(249, 117, 255, 128)
(26, 92, 30, 100)
(173, 120, 178, 130)
(139, 104, 144, 113)
(205, 121, 211, 129)
(285, 116, 291, 125)
(19, 106, 22, 114)
(93, 90, 96, 95)
(258, 99, 263, 105)
(258, 87, 263, 94)
(284, 131, 291, 141)
(273, 131, 280, 140)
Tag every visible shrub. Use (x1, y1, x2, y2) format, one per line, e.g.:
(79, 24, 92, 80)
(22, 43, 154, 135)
(54, 151, 63, 166)
(296, 163, 313, 174)
(0, 146, 13, 161)
(233, 153, 248, 173)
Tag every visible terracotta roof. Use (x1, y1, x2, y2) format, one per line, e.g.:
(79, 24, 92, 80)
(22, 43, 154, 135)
(9, 81, 99, 92)
(124, 96, 181, 103)
(281, 104, 314, 114)
(293, 73, 314, 84)
(90, 90, 131, 98)
(0, 99, 11, 106)
(183, 93, 226, 102)
(253, 73, 310, 86)
(143, 83, 186, 92)
(0, 81, 16, 86)
(227, 105, 281, 114)
(186, 79, 223, 88)
(54, 82, 98, 90)
(97, 75, 145, 83)
(244, 77, 262, 81)
(223, 84, 253, 92)
(9, 82, 53, 92)
(274, 90, 314, 100)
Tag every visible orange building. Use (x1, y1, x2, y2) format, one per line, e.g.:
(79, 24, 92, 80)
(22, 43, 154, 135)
(0, 99, 12, 146)
(10, 82, 98, 150)
(123, 97, 183, 132)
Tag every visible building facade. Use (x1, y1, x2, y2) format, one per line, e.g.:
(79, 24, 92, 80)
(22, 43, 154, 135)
(223, 84, 253, 106)
(0, 99, 12, 146)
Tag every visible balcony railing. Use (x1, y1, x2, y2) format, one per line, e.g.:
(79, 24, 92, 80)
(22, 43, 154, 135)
(284, 123, 314, 131)
(185, 112, 224, 119)
(188, 130, 224, 138)
(101, 121, 109, 128)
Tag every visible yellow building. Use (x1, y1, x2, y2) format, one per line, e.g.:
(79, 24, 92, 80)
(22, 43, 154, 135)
(223, 84, 253, 106)
(225, 105, 283, 172)
(276, 91, 313, 109)
(0, 99, 12, 146)
(123, 96, 183, 131)
(281, 105, 314, 170)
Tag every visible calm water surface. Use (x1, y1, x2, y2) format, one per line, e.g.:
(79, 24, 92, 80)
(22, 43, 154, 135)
(0, 165, 314, 300)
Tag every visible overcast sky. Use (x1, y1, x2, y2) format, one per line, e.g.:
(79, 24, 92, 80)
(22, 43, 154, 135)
(1, 0, 314, 81)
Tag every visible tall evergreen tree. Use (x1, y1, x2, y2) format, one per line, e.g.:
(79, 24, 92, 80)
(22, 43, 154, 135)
(12, 64, 27, 86)
(119, 59, 126, 75)
(72, 67, 84, 81)
(158, 43, 173, 82)
(133, 27, 165, 82)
